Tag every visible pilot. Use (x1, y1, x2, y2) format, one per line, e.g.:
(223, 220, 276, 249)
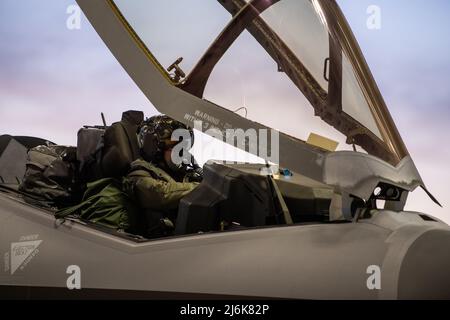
(123, 115, 202, 236)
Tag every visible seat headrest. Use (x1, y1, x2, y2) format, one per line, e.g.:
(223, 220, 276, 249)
(121, 110, 144, 126)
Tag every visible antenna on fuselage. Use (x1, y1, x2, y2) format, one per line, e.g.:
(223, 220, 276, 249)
(101, 112, 107, 128)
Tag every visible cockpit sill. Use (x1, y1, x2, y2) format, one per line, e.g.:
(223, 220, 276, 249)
(0, 184, 350, 245)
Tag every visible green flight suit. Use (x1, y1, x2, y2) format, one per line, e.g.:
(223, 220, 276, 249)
(123, 159, 199, 212)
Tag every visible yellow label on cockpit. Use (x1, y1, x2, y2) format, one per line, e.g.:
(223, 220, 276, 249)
(306, 133, 339, 152)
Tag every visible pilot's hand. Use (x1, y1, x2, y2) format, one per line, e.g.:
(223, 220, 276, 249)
(183, 167, 203, 183)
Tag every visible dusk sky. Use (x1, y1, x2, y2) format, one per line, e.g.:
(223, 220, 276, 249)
(0, 0, 449, 223)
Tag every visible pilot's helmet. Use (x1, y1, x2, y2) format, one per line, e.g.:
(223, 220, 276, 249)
(138, 114, 194, 163)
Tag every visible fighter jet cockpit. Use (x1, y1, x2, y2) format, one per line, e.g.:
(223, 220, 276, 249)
(92, 0, 434, 235)
(0, 0, 438, 242)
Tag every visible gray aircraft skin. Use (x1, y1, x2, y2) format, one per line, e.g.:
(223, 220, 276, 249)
(1, 0, 450, 299)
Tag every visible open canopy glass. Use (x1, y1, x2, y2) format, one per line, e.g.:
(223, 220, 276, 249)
(105, 0, 409, 166)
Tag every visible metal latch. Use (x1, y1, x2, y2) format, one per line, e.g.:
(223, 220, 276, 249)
(167, 57, 186, 83)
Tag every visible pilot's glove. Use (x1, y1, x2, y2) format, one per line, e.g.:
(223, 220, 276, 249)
(183, 166, 203, 183)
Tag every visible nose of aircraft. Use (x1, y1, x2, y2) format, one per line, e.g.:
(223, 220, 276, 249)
(396, 228, 450, 299)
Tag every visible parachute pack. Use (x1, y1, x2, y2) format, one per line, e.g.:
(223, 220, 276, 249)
(19, 144, 82, 208)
